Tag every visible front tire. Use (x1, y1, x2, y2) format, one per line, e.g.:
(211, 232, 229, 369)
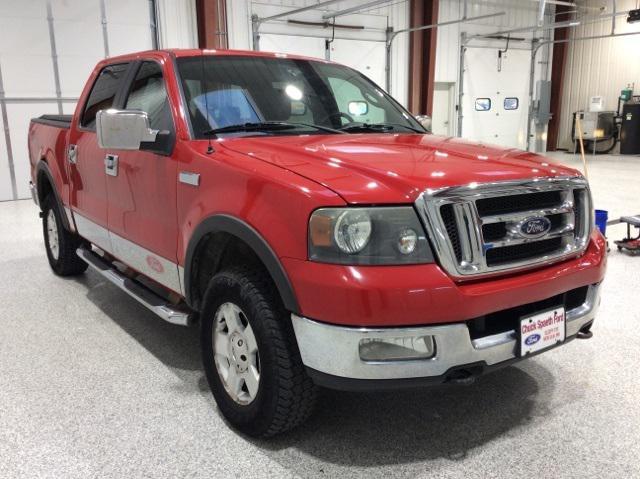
(201, 266, 316, 437)
(42, 195, 87, 276)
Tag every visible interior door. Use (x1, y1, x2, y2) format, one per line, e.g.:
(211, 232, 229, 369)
(104, 60, 182, 294)
(432, 82, 453, 136)
(462, 47, 530, 149)
(69, 63, 130, 251)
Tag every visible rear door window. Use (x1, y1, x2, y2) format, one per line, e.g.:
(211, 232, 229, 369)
(81, 63, 129, 129)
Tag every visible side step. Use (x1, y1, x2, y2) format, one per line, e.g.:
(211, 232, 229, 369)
(77, 247, 193, 326)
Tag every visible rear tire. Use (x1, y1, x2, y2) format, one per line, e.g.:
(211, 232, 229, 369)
(201, 266, 317, 437)
(42, 195, 88, 276)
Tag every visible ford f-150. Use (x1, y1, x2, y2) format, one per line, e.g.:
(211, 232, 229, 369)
(28, 49, 606, 437)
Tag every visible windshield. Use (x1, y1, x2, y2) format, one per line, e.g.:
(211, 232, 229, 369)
(176, 55, 424, 138)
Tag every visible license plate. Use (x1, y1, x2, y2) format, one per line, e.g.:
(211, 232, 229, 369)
(519, 306, 565, 356)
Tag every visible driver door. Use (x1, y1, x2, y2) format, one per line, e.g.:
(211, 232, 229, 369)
(104, 60, 182, 294)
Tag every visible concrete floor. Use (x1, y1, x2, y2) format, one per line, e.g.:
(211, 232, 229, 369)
(1, 152, 639, 478)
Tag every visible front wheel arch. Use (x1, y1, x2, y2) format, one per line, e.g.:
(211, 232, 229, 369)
(184, 215, 300, 314)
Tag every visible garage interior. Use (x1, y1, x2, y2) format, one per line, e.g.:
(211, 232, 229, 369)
(1, 0, 639, 477)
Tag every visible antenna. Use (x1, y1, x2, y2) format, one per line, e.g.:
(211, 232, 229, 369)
(200, 50, 214, 154)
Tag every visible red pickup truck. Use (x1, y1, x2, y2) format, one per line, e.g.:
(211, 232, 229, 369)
(28, 49, 606, 437)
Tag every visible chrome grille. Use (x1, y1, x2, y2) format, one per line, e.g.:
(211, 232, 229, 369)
(416, 177, 593, 278)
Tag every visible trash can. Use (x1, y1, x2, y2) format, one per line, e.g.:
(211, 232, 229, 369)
(595, 209, 608, 235)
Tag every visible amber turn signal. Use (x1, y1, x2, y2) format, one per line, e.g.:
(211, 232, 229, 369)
(309, 213, 333, 247)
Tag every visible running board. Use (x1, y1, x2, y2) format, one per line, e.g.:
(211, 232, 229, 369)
(77, 247, 193, 326)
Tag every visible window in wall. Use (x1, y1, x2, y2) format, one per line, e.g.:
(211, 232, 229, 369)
(125, 61, 173, 131)
(81, 63, 129, 128)
(504, 97, 519, 110)
(475, 98, 491, 111)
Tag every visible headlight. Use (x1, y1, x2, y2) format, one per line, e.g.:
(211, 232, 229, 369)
(309, 207, 433, 265)
(334, 210, 372, 253)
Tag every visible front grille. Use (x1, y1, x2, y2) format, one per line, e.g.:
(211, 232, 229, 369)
(466, 285, 590, 340)
(417, 177, 592, 277)
(440, 204, 462, 262)
(482, 222, 506, 242)
(476, 190, 562, 216)
(486, 237, 563, 266)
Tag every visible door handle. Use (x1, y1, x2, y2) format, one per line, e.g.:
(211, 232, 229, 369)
(105, 154, 119, 177)
(68, 144, 78, 164)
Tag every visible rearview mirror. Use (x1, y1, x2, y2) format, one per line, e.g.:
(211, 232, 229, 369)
(348, 101, 369, 116)
(96, 109, 158, 150)
(290, 100, 307, 116)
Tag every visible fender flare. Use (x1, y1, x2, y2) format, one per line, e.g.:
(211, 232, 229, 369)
(184, 215, 300, 314)
(36, 160, 72, 231)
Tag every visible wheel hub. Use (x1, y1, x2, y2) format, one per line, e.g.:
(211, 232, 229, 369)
(229, 331, 250, 373)
(212, 302, 261, 405)
(46, 209, 59, 261)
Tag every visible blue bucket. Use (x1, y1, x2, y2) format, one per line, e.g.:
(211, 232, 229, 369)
(595, 209, 608, 235)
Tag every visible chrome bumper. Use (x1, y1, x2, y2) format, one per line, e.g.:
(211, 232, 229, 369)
(29, 181, 38, 206)
(291, 283, 601, 381)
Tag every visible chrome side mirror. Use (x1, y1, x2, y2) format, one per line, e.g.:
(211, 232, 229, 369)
(96, 109, 158, 150)
(415, 114, 432, 133)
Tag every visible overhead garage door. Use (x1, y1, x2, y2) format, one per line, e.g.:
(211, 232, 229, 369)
(462, 47, 530, 150)
(259, 34, 326, 59)
(259, 35, 387, 90)
(329, 39, 386, 88)
(0, 0, 155, 201)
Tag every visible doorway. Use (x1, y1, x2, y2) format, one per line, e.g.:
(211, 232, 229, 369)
(432, 82, 455, 136)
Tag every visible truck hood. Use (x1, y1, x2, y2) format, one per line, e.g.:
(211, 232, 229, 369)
(220, 134, 581, 204)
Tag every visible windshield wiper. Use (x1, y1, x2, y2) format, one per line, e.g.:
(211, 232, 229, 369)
(203, 121, 345, 136)
(339, 122, 424, 134)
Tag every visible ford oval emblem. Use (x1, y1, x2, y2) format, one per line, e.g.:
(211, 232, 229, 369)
(519, 216, 551, 239)
(146, 255, 164, 273)
(525, 333, 541, 346)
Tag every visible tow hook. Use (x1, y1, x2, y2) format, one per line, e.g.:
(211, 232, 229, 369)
(445, 368, 478, 385)
(577, 323, 594, 339)
(577, 329, 593, 339)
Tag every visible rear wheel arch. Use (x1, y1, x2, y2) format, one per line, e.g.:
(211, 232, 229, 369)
(35, 160, 72, 231)
(184, 215, 300, 314)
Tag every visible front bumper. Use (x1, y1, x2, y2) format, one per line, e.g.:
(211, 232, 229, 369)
(292, 283, 601, 390)
(283, 232, 606, 328)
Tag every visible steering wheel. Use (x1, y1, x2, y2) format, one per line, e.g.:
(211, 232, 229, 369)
(319, 111, 354, 127)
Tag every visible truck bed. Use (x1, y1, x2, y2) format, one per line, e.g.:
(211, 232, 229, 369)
(31, 114, 72, 129)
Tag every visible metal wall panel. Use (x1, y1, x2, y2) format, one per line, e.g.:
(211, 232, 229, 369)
(154, 0, 198, 49)
(558, 0, 640, 149)
(0, 0, 196, 201)
(0, 102, 11, 202)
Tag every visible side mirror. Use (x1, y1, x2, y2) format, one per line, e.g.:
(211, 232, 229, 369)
(415, 114, 432, 133)
(96, 109, 158, 150)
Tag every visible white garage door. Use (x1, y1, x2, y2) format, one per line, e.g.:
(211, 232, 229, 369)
(329, 39, 386, 88)
(0, 0, 155, 201)
(259, 34, 326, 59)
(462, 47, 530, 150)
(259, 34, 387, 92)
